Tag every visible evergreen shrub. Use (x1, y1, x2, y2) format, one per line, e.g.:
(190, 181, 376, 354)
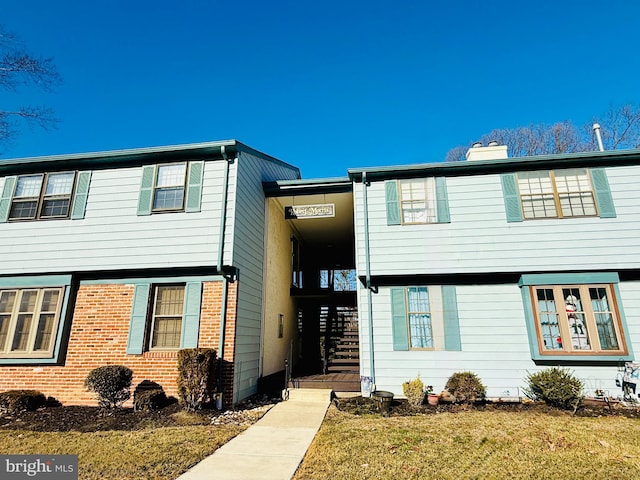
(85, 365, 133, 408)
(177, 348, 217, 411)
(445, 371, 486, 404)
(0, 389, 47, 414)
(524, 367, 584, 410)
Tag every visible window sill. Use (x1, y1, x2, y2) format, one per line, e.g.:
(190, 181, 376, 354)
(532, 352, 633, 363)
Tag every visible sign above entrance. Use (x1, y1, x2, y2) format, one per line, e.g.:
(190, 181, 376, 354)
(285, 204, 335, 219)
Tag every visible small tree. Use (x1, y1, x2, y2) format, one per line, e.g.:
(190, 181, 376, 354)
(85, 365, 133, 409)
(177, 348, 216, 411)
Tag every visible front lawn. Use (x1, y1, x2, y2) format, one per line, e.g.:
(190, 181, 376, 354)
(0, 425, 243, 479)
(0, 401, 273, 480)
(294, 403, 640, 480)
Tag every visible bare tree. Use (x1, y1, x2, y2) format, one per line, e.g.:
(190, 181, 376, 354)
(0, 25, 61, 148)
(592, 104, 640, 150)
(446, 104, 640, 161)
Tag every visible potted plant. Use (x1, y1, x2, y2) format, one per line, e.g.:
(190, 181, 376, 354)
(426, 385, 440, 406)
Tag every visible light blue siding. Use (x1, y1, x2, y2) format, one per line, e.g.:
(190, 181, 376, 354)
(0, 161, 229, 274)
(354, 165, 640, 276)
(231, 151, 299, 402)
(360, 283, 640, 399)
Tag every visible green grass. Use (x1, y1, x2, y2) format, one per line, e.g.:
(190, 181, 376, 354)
(0, 424, 246, 480)
(294, 406, 640, 480)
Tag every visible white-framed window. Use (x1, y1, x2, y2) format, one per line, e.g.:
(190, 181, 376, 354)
(391, 285, 462, 352)
(517, 168, 597, 219)
(0, 288, 64, 357)
(9, 172, 76, 220)
(406, 287, 434, 348)
(399, 178, 437, 224)
(529, 284, 626, 356)
(152, 163, 187, 211)
(148, 285, 185, 349)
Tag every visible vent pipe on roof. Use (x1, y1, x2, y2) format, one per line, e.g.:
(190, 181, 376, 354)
(593, 123, 604, 152)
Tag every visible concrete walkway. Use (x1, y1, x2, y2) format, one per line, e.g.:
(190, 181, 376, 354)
(176, 388, 332, 480)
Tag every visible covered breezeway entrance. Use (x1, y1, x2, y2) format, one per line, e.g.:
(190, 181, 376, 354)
(262, 178, 359, 393)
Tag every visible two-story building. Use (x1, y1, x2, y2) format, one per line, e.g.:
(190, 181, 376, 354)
(1, 140, 638, 405)
(349, 144, 638, 398)
(0, 141, 300, 406)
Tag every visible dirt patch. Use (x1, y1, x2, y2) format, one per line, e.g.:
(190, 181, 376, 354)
(0, 395, 280, 432)
(334, 395, 640, 418)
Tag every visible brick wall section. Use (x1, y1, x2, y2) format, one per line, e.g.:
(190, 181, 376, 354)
(0, 281, 239, 407)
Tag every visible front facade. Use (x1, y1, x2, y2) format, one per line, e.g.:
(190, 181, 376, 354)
(0, 141, 300, 406)
(1, 139, 639, 405)
(351, 146, 639, 399)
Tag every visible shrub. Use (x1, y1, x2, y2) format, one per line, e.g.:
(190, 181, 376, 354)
(524, 367, 584, 410)
(445, 371, 486, 404)
(402, 376, 426, 406)
(177, 348, 216, 411)
(0, 390, 46, 414)
(85, 365, 133, 408)
(134, 388, 168, 412)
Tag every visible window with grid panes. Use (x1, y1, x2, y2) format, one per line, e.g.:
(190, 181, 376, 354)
(9, 172, 76, 220)
(517, 168, 597, 219)
(399, 178, 437, 224)
(530, 284, 626, 355)
(149, 285, 185, 349)
(153, 164, 187, 211)
(0, 288, 64, 357)
(407, 287, 434, 348)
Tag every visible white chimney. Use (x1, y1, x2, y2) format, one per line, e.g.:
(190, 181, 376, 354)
(465, 141, 508, 161)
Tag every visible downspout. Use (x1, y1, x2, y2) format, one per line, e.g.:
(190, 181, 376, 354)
(216, 146, 234, 399)
(362, 172, 376, 391)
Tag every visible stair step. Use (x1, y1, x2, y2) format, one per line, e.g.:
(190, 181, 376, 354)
(329, 358, 359, 365)
(327, 365, 360, 373)
(332, 352, 359, 359)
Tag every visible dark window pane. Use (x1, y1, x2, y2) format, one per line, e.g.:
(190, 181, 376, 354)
(9, 200, 38, 219)
(41, 198, 71, 217)
(34, 313, 55, 351)
(153, 187, 184, 210)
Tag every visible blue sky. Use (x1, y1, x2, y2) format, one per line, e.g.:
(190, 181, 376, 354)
(2, 0, 639, 178)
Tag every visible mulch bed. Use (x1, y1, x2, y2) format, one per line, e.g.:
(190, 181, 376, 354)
(334, 395, 640, 418)
(0, 395, 279, 433)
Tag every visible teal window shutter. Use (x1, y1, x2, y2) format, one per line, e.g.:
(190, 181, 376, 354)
(590, 168, 616, 218)
(0, 176, 16, 223)
(385, 180, 401, 225)
(137, 166, 156, 216)
(71, 171, 92, 219)
(435, 177, 450, 223)
(500, 173, 523, 222)
(127, 283, 150, 354)
(185, 161, 204, 213)
(442, 285, 462, 351)
(391, 288, 409, 350)
(180, 282, 202, 348)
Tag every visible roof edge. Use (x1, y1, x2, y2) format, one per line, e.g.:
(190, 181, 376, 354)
(348, 148, 640, 181)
